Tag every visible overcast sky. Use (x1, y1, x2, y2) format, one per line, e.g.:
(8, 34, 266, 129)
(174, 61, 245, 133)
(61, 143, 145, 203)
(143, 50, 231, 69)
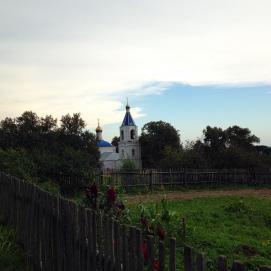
(1, 0, 271, 144)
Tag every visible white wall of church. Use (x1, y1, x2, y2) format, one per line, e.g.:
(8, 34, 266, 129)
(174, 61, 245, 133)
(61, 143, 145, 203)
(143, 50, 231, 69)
(118, 124, 142, 169)
(101, 160, 122, 170)
(120, 126, 138, 142)
(99, 146, 116, 153)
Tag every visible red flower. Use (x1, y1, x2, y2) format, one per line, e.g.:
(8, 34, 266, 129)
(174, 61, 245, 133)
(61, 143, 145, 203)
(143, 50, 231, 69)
(107, 187, 116, 203)
(153, 259, 160, 271)
(156, 226, 166, 240)
(142, 240, 148, 263)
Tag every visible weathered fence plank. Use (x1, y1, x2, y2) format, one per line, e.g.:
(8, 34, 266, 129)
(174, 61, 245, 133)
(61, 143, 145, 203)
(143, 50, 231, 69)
(169, 238, 176, 271)
(184, 245, 193, 271)
(218, 255, 227, 271)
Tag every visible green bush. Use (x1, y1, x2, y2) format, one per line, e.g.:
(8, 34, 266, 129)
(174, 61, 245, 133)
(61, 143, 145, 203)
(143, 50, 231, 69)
(120, 159, 137, 172)
(0, 225, 29, 271)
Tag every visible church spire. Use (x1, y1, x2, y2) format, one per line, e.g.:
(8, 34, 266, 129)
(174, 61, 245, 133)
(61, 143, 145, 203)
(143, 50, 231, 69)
(122, 100, 135, 126)
(126, 97, 130, 111)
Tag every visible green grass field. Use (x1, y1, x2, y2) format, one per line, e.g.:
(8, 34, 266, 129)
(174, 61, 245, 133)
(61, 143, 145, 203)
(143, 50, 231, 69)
(0, 224, 29, 271)
(128, 196, 271, 270)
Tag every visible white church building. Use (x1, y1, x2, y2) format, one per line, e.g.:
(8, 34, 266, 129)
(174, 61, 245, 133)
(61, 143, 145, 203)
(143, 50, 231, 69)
(95, 103, 142, 170)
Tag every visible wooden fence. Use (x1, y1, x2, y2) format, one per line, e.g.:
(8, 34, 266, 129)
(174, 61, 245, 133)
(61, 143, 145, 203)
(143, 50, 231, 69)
(0, 172, 270, 271)
(102, 169, 271, 189)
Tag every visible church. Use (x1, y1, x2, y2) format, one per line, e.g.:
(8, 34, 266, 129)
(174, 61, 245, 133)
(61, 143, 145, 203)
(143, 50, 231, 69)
(95, 103, 142, 170)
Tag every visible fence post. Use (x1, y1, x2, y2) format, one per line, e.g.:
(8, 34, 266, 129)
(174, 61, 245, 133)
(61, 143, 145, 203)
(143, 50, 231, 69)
(231, 261, 245, 271)
(169, 238, 176, 271)
(218, 255, 227, 271)
(147, 235, 154, 270)
(159, 241, 165, 271)
(136, 228, 144, 271)
(184, 245, 193, 271)
(149, 170, 153, 190)
(122, 225, 130, 271)
(196, 253, 205, 271)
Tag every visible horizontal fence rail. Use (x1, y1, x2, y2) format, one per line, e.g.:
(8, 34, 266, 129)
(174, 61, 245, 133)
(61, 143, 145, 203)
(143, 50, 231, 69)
(0, 172, 271, 271)
(101, 169, 271, 189)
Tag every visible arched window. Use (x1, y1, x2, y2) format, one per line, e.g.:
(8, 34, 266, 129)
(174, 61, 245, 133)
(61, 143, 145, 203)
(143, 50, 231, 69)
(132, 149, 135, 156)
(130, 129, 135, 139)
(121, 130, 124, 140)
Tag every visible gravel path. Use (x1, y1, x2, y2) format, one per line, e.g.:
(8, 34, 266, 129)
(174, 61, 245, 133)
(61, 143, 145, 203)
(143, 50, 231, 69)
(125, 188, 271, 204)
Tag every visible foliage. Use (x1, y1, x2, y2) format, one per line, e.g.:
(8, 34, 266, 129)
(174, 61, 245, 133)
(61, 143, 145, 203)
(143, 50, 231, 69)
(0, 224, 29, 271)
(128, 196, 271, 270)
(60, 113, 85, 135)
(0, 111, 100, 186)
(120, 159, 137, 172)
(85, 183, 128, 222)
(140, 121, 181, 168)
(200, 126, 266, 168)
(139, 121, 271, 169)
(111, 136, 120, 153)
(137, 198, 177, 269)
(138, 198, 176, 239)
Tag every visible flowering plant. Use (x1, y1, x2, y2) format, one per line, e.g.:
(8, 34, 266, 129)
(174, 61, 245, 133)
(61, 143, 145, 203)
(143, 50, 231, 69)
(85, 182, 128, 221)
(138, 198, 176, 269)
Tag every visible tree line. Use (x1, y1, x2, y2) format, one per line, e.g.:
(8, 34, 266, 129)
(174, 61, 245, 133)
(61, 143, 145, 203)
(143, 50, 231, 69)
(112, 121, 271, 170)
(0, 111, 270, 185)
(0, 111, 99, 183)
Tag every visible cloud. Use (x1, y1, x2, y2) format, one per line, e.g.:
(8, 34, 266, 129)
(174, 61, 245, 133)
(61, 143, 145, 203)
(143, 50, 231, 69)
(1, 0, 271, 127)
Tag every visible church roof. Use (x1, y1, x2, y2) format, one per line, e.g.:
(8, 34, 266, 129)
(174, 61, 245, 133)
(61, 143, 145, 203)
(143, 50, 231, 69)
(97, 140, 113, 147)
(122, 111, 135, 126)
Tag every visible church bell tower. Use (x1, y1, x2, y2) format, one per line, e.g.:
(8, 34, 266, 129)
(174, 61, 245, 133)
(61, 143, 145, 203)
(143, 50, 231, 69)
(118, 101, 142, 169)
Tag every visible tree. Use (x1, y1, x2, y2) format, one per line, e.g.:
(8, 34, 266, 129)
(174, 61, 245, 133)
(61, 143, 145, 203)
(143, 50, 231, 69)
(0, 117, 18, 148)
(120, 159, 137, 172)
(111, 136, 120, 153)
(140, 121, 181, 168)
(0, 111, 100, 184)
(60, 113, 85, 135)
(181, 140, 208, 168)
(0, 117, 17, 133)
(255, 145, 271, 155)
(16, 111, 40, 134)
(225, 126, 260, 150)
(203, 126, 227, 151)
(201, 125, 264, 168)
(40, 115, 57, 133)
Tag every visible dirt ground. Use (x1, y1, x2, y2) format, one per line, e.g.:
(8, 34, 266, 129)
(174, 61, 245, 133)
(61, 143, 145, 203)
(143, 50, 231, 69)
(125, 188, 271, 204)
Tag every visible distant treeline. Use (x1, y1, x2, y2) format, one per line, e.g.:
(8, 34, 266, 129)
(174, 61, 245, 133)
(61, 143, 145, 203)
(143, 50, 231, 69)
(142, 121, 271, 169)
(1, 112, 270, 186)
(112, 121, 271, 169)
(0, 111, 99, 183)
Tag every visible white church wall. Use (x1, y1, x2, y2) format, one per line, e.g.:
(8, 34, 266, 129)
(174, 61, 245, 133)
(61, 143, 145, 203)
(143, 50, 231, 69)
(120, 126, 138, 142)
(102, 160, 122, 170)
(99, 146, 115, 153)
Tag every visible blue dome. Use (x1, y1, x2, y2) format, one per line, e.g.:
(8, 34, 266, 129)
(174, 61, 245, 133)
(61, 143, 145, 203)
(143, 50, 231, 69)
(97, 140, 113, 147)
